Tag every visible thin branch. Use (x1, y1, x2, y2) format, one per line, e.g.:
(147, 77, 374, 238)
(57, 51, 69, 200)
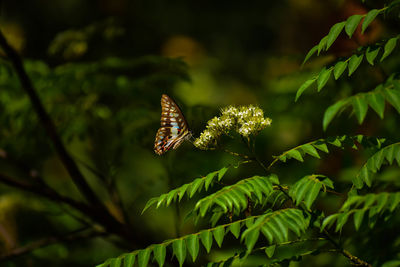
(0, 228, 107, 261)
(0, 173, 152, 247)
(322, 230, 372, 267)
(0, 29, 101, 208)
(0, 172, 92, 213)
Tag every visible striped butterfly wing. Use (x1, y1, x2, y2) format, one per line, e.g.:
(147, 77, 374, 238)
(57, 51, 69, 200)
(154, 94, 191, 155)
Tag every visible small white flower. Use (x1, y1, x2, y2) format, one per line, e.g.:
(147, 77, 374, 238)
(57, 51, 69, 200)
(194, 105, 272, 150)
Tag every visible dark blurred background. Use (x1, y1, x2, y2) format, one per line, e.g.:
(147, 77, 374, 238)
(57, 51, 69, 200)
(0, 0, 399, 266)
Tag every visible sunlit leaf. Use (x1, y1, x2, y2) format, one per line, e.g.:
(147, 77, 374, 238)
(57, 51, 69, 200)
(362, 9, 380, 34)
(333, 61, 347, 80)
(200, 231, 213, 253)
(244, 228, 260, 252)
(265, 245, 276, 258)
(352, 96, 368, 124)
(153, 245, 166, 267)
(110, 258, 121, 267)
(317, 68, 332, 92)
(296, 78, 316, 102)
(366, 92, 385, 118)
(185, 235, 199, 262)
(383, 87, 400, 114)
(345, 14, 363, 38)
(365, 47, 380, 65)
(229, 221, 241, 238)
(213, 226, 225, 247)
(326, 22, 346, 49)
(302, 45, 318, 65)
(348, 54, 363, 76)
(123, 254, 136, 267)
(173, 239, 186, 267)
(323, 98, 350, 130)
(381, 37, 398, 62)
(138, 249, 151, 267)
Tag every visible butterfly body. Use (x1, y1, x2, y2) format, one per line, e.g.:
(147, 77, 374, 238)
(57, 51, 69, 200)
(154, 94, 191, 155)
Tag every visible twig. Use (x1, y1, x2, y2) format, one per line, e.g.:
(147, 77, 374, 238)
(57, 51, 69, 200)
(223, 149, 250, 159)
(322, 230, 372, 267)
(0, 228, 107, 261)
(0, 29, 101, 208)
(0, 173, 150, 247)
(0, 172, 93, 213)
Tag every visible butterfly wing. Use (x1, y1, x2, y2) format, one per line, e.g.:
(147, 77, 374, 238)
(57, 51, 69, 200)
(154, 94, 191, 155)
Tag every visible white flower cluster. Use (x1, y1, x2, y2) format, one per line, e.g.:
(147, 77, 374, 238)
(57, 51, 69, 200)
(194, 105, 272, 150)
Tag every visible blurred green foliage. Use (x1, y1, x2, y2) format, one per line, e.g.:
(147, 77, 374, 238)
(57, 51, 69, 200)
(0, 0, 399, 266)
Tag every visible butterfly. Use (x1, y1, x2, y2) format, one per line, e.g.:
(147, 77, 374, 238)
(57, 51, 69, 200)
(154, 94, 192, 155)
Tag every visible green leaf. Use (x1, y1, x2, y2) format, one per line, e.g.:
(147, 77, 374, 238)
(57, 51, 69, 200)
(376, 193, 389, 213)
(173, 239, 186, 267)
(317, 68, 332, 91)
(142, 197, 158, 214)
(200, 231, 213, 253)
(287, 149, 304, 162)
(289, 178, 307, 203)
(362, 9, 380, 34)
(355, 143, 400, 189)
(195, 176, 274, 216)
(189, 178, 204, 198)
(333, 61, 347, 80)
(301, 143, 320, 158)
(302, 45, 318, 65)
(269, 174, 280, 185)
(265, 245, 276, 258)
(178, 184, 190, 201)
(124, 254, 136, 267)
(296, 78, 316, 102)
(318, 35, 328, 55)
(353, 209, 366, 231)
(323, 98, 350, 130)
(326, 22, 346, 49)
(352, 96, 368, 124)
(348, 54, 363, 76)
(229, 221, 241, 238)
(383, 87, 400, 114)
(321, 213, 340, 231)
(217, 167, 229, 181)
(185, 235, 199, 262)
(313, 142, 329, 153)
(291, 179, 309, 206)
(153, 245, 166, 267)
(204, 171, 217, 191)
(366, 92, 385, 118)
(345, 14, 363, 38)
(365, 47, 380, 65)
(244, 228, 260, 252)
(335, 213, 350, 232)
(271, 215, 289, 241)
(166, 189, 178, 206)
(322, 178, 334, 189)
(156, 194, 168, 208)
(212, 226, 225, 247)
(138, 249, 151, 267)
(381, 37, 398, 62)
(110, 258, 122, 267)
(303, 181, 322, 209)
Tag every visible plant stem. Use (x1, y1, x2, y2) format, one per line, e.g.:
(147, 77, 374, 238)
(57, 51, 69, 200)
(0, 29, 101, 208)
